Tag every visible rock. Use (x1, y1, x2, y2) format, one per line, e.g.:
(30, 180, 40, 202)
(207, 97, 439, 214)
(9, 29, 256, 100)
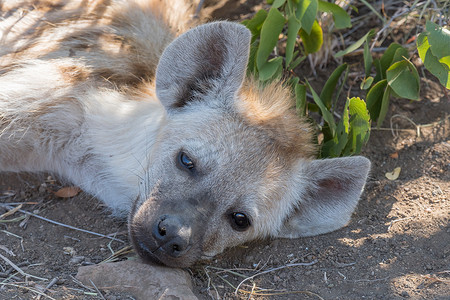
(76, 259, 197, 300)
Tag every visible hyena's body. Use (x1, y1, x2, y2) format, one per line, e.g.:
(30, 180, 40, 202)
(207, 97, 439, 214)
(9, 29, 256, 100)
(0, 0, 370, 267)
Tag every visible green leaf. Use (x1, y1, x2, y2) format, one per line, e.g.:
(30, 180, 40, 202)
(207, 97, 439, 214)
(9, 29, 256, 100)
(360, 76, 374, 90)
(306, 81, 336, 136)
(426, 21, 450, 60)
(347, 97, 371, 154)
(440, 56, 450, 66)
(391, 47, 409, 64)
(332, 98, 350, 156)
(247, 40, 259, 74)
(417, 31, 450, 89)
(379, 43, 403, 76)
(256, 7, 285, 72)
(318, 0, 351, 29)
(363, 35, 373, 77)
(295, 0, 318, 35)
(424, 49, 450, 89)
(242, 9, 268, 42)
(417, 33, 429, 62)
(319, 63, 348, 109)
(288, 53, 306, 69)
(286, 15, 302, 66)
(295, 83, 307, 117)
(373, 58, 383, 82)
(334, 29, 375, 58)
(377, 85, 391, 128)
(259, 57, 284, 81)
(386, 60, 420, 100)
(366, 79, 387, 121)
(272, 0, 287, 8)
(299, 20, 323, 54)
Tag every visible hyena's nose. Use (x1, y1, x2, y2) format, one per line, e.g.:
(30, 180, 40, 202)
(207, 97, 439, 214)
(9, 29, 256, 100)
(152, 215, 191, 257)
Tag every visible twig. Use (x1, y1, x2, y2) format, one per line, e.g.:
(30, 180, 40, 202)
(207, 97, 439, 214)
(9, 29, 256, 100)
(100, 245, 133, 264)
(204, 266, 220, 300)
(387, 216, 414, 231)
(0, 204, 23, 219)
(234, 260, 318, 295)
(390, 114, 420, 138)
(248, 282, 256, 299)
(36, 277, 58, 300)
(370, 114, 449, 138)
(1, 230, 24, 252)
(89, 280, 106, 300)
(0, 282, 57, 300)
(0, 252, 47, 281)
(0, 204, 125, 243)
(70, 275, 96, 292)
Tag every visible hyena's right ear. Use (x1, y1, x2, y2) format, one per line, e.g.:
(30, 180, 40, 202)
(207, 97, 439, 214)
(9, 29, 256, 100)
(277, 156, 371, 238)
(155, 22, 251, 110)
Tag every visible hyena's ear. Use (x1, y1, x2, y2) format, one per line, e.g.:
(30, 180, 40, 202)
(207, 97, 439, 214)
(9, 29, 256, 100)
(278, 156, 371, 238)
(155, 22, 251, 110)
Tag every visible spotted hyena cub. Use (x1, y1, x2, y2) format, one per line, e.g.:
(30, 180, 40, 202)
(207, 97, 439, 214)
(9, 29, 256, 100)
(0, 0, 370, 267)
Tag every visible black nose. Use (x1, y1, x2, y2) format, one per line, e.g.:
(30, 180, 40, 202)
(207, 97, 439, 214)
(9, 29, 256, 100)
(151, 215, 191, 257)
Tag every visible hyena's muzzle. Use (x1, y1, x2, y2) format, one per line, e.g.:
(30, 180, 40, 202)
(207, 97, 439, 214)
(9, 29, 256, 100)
(129, 193, 216, 268)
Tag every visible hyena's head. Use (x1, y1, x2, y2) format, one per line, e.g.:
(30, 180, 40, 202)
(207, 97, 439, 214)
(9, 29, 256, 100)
(129, 22, 371, 267)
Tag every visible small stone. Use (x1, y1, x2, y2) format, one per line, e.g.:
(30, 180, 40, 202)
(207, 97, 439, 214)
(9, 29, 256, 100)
(69, 256, 85, 265)
(401, 291, 410, 298)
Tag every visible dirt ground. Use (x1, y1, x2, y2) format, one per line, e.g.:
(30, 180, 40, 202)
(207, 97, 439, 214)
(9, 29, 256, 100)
(0, 0, 449, 299)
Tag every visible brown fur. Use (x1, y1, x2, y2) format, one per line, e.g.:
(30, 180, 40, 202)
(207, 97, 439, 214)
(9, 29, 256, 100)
(238, 79, 316, 159)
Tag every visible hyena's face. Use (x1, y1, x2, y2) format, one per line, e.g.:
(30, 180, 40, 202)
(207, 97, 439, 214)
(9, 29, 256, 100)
(129, 22, 371, 267)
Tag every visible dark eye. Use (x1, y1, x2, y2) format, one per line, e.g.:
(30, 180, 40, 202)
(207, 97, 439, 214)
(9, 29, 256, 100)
(177, 151, 195, 170)
(230, 212, 251, 231)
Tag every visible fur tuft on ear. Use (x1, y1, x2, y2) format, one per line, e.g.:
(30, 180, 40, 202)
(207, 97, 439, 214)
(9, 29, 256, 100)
(278, 156, 371, 238)
(155, 22, 251, 110)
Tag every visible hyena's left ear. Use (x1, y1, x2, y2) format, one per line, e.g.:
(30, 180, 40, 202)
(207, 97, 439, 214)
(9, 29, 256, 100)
(277, 156, 371, 238)
(155, 22, 251, 110)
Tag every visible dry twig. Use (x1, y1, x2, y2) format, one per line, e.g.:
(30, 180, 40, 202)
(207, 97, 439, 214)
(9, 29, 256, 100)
(234, 260, 318, 295)
(0, 204, 125, 243)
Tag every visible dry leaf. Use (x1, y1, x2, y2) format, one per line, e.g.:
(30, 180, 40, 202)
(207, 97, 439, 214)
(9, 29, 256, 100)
(385, 167, 401, 180)
(390, 152, 399, 159)
(54, 186, 81, 198)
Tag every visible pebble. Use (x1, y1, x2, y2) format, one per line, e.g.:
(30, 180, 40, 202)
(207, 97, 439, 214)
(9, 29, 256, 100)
(69, 256, 85, 265)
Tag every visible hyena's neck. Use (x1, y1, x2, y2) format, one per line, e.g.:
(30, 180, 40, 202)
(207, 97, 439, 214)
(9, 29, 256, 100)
(78, 88, 165, 214)
(0, 65, 164, 215)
